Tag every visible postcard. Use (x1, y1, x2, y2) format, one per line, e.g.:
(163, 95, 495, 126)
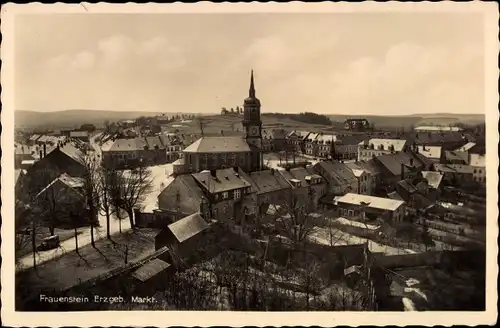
(1, 2, 498, 326)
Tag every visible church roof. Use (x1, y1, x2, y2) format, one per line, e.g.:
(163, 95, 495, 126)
(183, 136, 251, 153)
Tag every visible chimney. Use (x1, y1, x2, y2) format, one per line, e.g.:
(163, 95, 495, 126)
(210, 169, 217, 178)
(43, 144, 47, 157)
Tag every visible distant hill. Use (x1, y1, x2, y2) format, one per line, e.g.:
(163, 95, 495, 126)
(14, 110, 198, 130)
(15, 109, 485, 132)
(328, 114, 485, 130)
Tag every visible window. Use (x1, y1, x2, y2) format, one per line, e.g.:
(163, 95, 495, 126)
(223, 205, 228, 214)
(473, 169, 477, 174)
(234, 189, 241, 199)
(212, 153, 217, 160)
(222, 191, 229, 199)
(212, 208, 218, 217)
(348, 210, 354, 217)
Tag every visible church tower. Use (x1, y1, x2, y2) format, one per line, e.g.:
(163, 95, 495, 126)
(242, 70, 263, 171)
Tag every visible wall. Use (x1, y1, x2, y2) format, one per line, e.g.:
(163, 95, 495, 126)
(134, 209, 178, 228)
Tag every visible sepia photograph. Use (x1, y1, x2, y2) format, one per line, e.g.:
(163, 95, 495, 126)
(1, 2, 498, 327)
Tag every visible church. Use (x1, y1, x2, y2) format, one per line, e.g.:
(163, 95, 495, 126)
(175, 71, 264, 175)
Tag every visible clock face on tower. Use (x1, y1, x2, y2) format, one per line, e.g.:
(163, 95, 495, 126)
(250, 126, 259, 137)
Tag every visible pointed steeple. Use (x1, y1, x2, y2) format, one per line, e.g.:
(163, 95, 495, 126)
(249, 70, 256, 98)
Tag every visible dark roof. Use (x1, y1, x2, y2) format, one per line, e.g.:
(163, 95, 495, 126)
(397, 180, 418, 194)
(56, 143, 85, 163)
(444, 150, 469, 163)
(105, 138, 148, 152)
(314, 161, 357, 185)
(184, 136, 251, 153)
(158, 174, 206, 214)
(192, 168, 252, 194)
(404, 131, 465, 145)
(375, 152, 423, 176)
(387, 191, 405, 201)
(145, 136, 165, 149)
(167, 212, 209, 243)
(249, 170, 292, 194)
(132, 258, 171, 282)
(285, 166, 326, 186)
(433, 164, 474, 174)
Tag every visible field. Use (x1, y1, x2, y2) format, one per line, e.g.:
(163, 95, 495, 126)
(15, 109, 484, 132)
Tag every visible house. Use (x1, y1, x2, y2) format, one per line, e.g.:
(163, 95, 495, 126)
(303, 132, 319, 156)
(278, 166, 327, 207)
(373, 152, 425, 189)
(443, 150, 469, 165)
(70, 130, 90, 142)
(345, 159, 381, 195)
(358, 139, 407, 162)
(421, 171, 444, 190)
(248, 169, 292, 215)
(469, 153, 486, 184)
(101, 137, 148, 169)
(334, 193, 406, 223)
(404, 131, 467, 150)
(182, 136, 253, 174)
(414, 126, 463, 132)
(144, 136, 167, 164)
(154, 211, 211, 263)
(344, 118, 370, 131)
(159, 135, 184, 163)
(157, 174, 207, 222)
(314, 161, 359, 195)
(28, 134, 41, 145)
(432, 164, 474, 184)
(33, 173, 89, 225)
(23, 143, 86, 196)
(286, 130, 309, 154)
(314, 134, 337, 158)
(261, 129, 288, 152)
(335, 135, 367, 161)
(191, 167, 254, 222)
(416, 145, 442, 163)
(394, 177, 433, 209)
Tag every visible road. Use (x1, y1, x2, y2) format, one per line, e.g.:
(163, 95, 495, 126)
(18, 135, 173, 270)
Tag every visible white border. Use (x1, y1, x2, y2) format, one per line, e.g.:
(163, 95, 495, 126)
(1, 2, 498, 326)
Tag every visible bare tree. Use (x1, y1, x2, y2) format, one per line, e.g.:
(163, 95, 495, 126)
(274, 190, 323, 249)
(78, 153, 101, 247)
(109, 165, 153, 228)
(98, 166, 117, 239)
(196, 114, 206, 137)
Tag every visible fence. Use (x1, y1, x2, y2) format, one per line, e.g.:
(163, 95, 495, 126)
(134, 209, 181, 228)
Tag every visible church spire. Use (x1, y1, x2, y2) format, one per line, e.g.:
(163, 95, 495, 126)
(249, 70, 256, 98)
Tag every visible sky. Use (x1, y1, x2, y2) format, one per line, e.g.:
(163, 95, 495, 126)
(14, 12, 485, 115)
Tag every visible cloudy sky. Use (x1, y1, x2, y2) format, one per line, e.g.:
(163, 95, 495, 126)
(15, 12, 484, 115)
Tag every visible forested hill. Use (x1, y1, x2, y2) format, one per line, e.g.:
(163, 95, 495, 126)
(262, 112, 332, 125)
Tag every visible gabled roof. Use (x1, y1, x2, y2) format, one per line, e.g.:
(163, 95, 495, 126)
(57, 143, 85, 162)
(455, 142, 476, 152)
(35, 174, 85, 199)
(192, 168, 252, 194)
(158, 174, 206, 214)
(336, 193, 405, 211)
(70, 131, 89, 138)
(314, 161, 357, 185)
(375, 152, 423, 176)
(29, 134, 41, 141)
(249, 170, 291, 194)
(132, 258, 171, 282)
(397, 180, 418, 194)
(358, 138, 407, 152)
(433, 164, 474, 174)
(183, 136, 251, 153)
(421, 171, 444, 189)
(285, 166, 326, 186)
(315, 134, 337, 144)
(104, 138, 148, 152)
(145, 136, 165, 149)
(387, 191, 405, 201)
(444, 150, 469, 163)
(167, 212, 209, 243)
(414, 126, 463, 132)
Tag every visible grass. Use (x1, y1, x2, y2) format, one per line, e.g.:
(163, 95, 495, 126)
(16, 228, 160, 299)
